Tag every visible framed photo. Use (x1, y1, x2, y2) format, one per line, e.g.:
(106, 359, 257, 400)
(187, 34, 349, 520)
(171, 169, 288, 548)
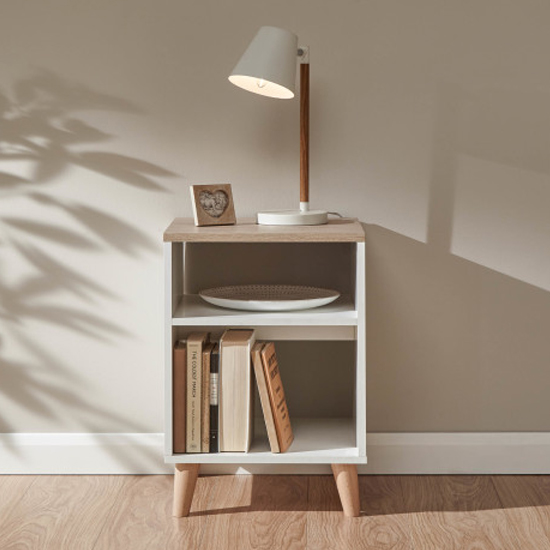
(190, 184, 236, 226)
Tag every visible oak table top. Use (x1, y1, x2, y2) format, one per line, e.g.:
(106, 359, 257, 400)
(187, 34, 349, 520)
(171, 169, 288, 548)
(163, 218, 365, 243)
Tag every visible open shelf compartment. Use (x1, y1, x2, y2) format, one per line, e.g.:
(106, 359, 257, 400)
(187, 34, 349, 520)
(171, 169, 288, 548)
(165, 418, 366, 464)
(172, 294, 358, 327)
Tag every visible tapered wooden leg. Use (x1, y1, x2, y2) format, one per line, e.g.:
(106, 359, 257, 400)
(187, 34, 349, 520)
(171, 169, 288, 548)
(331, 464, 360, 517)
(173, 463, 200, 517)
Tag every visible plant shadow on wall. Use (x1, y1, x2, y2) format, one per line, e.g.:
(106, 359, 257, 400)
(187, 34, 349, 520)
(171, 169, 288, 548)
(364, 82, 550, 436)
(0, 70, 175, 468)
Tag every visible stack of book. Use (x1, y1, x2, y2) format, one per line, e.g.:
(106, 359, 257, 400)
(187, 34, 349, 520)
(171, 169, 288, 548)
(173, 329, 293, 454)
(173, 333, 219, 453)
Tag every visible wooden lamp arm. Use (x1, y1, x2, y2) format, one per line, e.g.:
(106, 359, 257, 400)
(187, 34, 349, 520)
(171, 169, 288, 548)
(300, 62, 309, 211)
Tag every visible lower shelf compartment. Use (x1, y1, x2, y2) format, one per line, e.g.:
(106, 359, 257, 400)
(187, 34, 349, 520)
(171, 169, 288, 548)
(165, 418, 367, 464)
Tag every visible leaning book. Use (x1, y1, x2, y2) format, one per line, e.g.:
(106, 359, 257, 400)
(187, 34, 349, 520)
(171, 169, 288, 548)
(258, 342, 294, 453)
(251, 342, 280, 453)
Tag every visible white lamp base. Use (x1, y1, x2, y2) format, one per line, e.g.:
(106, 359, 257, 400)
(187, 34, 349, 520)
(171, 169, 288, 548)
(257, 209, 328, 226)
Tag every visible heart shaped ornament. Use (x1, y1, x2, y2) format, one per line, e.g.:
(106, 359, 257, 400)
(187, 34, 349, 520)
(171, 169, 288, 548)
(199, 190, 229, 218)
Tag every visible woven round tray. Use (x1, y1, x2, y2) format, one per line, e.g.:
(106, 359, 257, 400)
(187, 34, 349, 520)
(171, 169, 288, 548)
(198, 284, 340, 311)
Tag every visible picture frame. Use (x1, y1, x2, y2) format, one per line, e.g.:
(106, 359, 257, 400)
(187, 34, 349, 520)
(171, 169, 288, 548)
(190, 183, 236, 227)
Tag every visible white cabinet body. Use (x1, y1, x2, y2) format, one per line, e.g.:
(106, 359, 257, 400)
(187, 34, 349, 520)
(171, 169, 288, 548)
(164, 219, 366, 470)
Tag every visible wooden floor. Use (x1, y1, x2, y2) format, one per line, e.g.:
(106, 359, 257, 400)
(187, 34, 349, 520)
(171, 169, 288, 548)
(2, 475, 550, 549)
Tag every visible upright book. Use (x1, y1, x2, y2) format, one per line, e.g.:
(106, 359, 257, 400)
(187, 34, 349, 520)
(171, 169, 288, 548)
(209, 343, 220, 453)
(258, 342, 294, 453)
(173, 340, 187, 453)
(201, 342, 215, 453)
(186, 332, 209, 453)
(219, 329, 256, 452)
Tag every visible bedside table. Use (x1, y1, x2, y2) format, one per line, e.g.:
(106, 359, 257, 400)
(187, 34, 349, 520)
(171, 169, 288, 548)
(163, 218, 366, 517)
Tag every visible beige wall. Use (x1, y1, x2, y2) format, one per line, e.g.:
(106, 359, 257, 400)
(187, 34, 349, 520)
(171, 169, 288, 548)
(0, 0, 549, 434)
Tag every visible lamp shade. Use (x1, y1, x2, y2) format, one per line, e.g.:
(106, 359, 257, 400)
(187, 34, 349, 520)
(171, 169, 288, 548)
(228, 26, 298, 99)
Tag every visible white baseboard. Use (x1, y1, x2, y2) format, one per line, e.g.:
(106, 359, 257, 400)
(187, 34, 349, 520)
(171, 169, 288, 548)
(2, 432, 550, 475)
(0, 433, 171, 474)
(364, 432, 550, 474)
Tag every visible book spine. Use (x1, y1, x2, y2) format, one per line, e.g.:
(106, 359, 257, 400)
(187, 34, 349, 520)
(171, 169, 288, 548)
(219, 329, 255, 452)
(201, 345, 211, 453)
(252, 342, 280, 453)
(209, 346, 219, 453)
(173, 341, 186, 453)
(186, 340, 202, 453)
(261, 342, 294, 453)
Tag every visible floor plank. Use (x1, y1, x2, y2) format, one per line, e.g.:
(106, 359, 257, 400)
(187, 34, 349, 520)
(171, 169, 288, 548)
(1, 474, 549, 549)
(307, 475, 412, 550)
(199, 475, 307, 550)
(492, 475, 550, 550)
(0, 475, 126, 550)
(401, 475, 520, 550)
(92, 474, 215, 550)
(0, 476, 36, 523)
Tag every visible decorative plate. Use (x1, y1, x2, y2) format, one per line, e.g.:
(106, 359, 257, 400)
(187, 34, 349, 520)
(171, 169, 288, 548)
(199, 284, 340, 311)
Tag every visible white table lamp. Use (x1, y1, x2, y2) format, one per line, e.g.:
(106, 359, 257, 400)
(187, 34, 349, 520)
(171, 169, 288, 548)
(229, 26, 328, 226)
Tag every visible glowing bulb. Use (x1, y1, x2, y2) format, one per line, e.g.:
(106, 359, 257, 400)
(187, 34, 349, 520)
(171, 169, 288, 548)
(256, 79, 267, 89)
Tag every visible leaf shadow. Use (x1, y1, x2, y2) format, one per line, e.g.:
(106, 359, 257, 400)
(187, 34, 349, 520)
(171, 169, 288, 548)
(0, 70, 172, 469)
(0, 334, 162, 469)
(1, 68, 175, 191)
